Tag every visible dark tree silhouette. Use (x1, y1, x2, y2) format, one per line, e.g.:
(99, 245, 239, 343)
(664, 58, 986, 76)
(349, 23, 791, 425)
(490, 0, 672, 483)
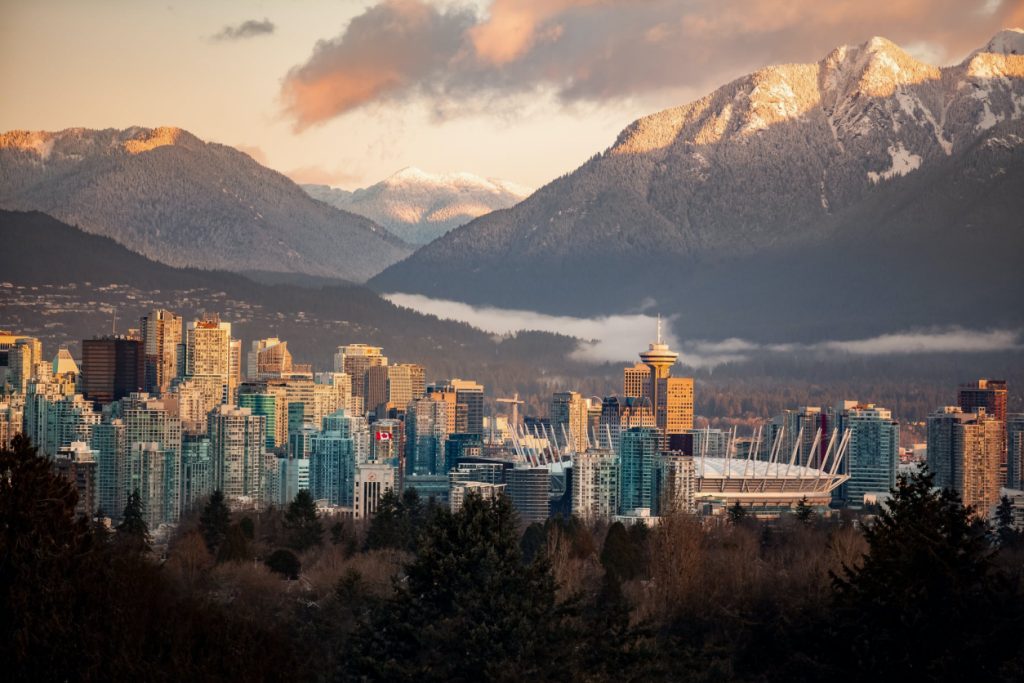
(285, 489, 324, 552)
(266, 549, 301, 580)
(830, 468, 1023, 681)
(348, 493, 567, 680)
(117, 490, 151, 553)
(199, 490, 231, 553)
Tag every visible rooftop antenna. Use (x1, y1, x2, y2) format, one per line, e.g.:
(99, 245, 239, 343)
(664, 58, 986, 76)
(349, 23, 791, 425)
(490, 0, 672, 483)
(656, 314, 662, 344)
(111, 308, 117, 336)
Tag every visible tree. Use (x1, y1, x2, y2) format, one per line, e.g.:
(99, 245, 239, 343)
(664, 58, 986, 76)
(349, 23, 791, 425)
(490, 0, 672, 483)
(348, 493, 568, 680)
(829, 468, 1023, 680)
(727, 501, 748, 525)
(117, 490, 151, 553)
(199, 490, 231, 553)
(217, 523, 251, 563)
(995, 495, 1019, 548)
(794, 497, 815, 524)
(265, 549, 301, 580)
(285, 489, 324, 552)
(600, 521, 646, 581)
(364, 487, 428, 553)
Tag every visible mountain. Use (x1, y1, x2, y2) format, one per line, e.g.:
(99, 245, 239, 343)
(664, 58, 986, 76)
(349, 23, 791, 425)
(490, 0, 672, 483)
(0, 209, 581, 384)
(302, 167, 530, 245)
(0, 126, 412, 282)
(371, 31, 1024, 342)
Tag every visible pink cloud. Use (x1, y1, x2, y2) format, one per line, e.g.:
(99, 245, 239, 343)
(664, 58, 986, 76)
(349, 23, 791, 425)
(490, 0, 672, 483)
(281, 0, 1024, 127)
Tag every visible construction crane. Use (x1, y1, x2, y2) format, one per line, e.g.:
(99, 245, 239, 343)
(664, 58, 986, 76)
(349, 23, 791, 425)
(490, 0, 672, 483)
(495, 393, 524, 426)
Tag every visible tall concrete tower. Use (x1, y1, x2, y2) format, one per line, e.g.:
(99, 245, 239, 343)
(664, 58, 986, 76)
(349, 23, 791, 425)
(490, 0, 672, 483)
(637, 316, 693, 440)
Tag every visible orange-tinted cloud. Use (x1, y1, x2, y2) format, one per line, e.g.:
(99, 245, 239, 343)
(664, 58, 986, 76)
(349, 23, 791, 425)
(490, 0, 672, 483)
(281, 0, 1024, 127)
(468, 0, 607, 65)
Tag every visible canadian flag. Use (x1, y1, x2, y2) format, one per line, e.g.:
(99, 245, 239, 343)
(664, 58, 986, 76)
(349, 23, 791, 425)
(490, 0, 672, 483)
(375, 431, 392, 441)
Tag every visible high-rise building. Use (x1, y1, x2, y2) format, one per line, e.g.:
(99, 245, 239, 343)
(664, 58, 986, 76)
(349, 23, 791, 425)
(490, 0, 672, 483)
(238, 392, 279, 450)
(623, 362, 651, 400)
(29, 391, 101, 457)
(81, 337, 144, 407)
(928, 407, 975, 491)
(128, 441, 181, 529)
(247, 338, 293, 381)
(334, 344, 387, 404)
(450, 480, 506, 513)
(54, 441, 99, 519)
(655, 453, 696, 515)
(839, 404, 899, 507)
(451, 378, 485, 436)
(185, 314, 233, 406)
(279, 456, 310, 506)
(309, 409, 366, 507)
(766, 406, 839, 467)
(507, 467, 550, 524)
(572, 447, 618, 521)
(426, 383, 459, 434)
(208, 405, 267, 506)
(365, 363, 425, 418)
(1008, 414, 1024, 490)
(140, 309, 182, 395)
(91, 419, 125, 519)
(406, 396, 449, 475)
(954, 409, 1004, 516)
(619, 427, 660, 514)
(353, 461, 396, 519)
(637, 320, 693, 442)
(182, 436, 213, 512)
(443, 433, 484, 473)
(5, 336, 42, 394)
(551, 391, 590, 453)
(959, 379, 1008, 422)
(51, 349, 79, 379)
(122, 393, 183, 524)
(959, 379, 1009, 485)
(0, 399, 24, 449)
(599, 396, 656, 450)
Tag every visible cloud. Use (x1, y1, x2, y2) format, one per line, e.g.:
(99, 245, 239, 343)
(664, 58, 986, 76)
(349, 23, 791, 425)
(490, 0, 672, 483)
(281, 0, 1020, 127)
(213, 18, 275, 41)
(384, 292, 1024, 367)
(384, 292, 677, 364)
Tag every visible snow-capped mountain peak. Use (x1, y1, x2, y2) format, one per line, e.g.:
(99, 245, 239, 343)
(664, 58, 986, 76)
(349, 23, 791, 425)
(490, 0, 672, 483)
(303, 168, 531, 245)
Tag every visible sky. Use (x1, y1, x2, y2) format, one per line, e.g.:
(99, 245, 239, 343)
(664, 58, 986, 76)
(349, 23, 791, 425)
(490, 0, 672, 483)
(2, 0, 1022, 190)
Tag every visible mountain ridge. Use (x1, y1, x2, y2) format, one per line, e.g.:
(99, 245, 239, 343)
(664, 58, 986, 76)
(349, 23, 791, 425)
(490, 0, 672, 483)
(302, 166, 530, 245)
(370, 31, 1024, 341)
(0, 126, 412, 282)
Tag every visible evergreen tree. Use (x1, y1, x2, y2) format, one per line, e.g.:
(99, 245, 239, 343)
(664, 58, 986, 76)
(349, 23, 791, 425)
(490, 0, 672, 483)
(829, 468, 1022, 680)
(348, 493, 567, 680)
(217, 523, 251, 563)
(995, 495, 1019, 548)
(794, 496, 814, 524)
(364, 487, 428, 552)
(117, 490, 151, 553)
(238, 516, 255, 540)
(728, 501, 748, 525)
(520, 522, 546, 564)
(265, 549, 301, 580)
(600, 521, 645, 581)
(199, 490, 231, 553)
(285, 489, 324, 552)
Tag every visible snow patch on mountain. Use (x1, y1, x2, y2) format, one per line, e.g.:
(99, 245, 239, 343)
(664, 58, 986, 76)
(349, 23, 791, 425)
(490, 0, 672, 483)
(868, 143, 922, 183)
